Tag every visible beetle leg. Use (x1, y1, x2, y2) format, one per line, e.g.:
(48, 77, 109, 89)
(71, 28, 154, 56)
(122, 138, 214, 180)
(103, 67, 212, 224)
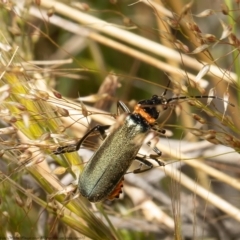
(133, 155, 165, 174)
(133, 156, 153, 173)
(53, 125, 110, 154)
(74, 125, 110, 151)
(147, 142, 162, 156)
(152, 146, 161, 155)
(146, 139, 163, 162)
(117, 101, 131, 113)
(149, 154, 165, 166)
(112, 100, 131, 118)
(151, 123, 166, 135)
(153, 127, 166, 134)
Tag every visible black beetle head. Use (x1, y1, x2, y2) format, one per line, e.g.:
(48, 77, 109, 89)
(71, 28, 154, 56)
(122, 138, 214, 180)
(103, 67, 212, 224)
(138, 95, 168, 120)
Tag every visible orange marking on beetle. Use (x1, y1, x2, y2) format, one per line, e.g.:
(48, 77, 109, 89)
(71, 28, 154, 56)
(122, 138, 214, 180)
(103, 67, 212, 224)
(133, 105, 156, 124)
(108, 178, 124, 200)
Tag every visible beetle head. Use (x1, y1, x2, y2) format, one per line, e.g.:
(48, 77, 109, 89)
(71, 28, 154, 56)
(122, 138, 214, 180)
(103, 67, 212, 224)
(138, 95, 168, 120)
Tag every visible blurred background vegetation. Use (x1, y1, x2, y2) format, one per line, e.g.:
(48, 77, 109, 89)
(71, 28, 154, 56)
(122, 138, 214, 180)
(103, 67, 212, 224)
(0, 0, 240, 239)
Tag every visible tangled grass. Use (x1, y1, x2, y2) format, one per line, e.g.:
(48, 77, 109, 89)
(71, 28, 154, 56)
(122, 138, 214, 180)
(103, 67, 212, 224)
(0, 1, 240, 239)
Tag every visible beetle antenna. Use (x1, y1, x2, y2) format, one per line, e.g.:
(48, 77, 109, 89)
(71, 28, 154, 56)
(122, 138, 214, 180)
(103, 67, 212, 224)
(161, 80, 171, 96)
(167, 95, 235, 107)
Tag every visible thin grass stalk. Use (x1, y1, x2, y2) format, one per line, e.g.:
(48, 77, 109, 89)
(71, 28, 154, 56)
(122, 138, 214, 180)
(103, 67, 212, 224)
(0, 1, 239, 239)
(162, 163, 240, 222)
(223, 0, 240, 102)
(38, 0, 237, 83)
(0, 35, 118, 239)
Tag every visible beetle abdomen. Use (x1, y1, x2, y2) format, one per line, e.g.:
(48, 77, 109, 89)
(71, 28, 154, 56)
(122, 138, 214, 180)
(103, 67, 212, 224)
(78, 114, 150, 202)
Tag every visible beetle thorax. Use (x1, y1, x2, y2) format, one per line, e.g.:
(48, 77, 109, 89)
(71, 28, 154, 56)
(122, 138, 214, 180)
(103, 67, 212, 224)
(133, 95, 169, 124)
(133, 104, 156, 124)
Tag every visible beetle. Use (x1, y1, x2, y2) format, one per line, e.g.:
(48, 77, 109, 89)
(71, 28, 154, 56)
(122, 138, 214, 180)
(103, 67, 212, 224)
(53, 86, 233, 202)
